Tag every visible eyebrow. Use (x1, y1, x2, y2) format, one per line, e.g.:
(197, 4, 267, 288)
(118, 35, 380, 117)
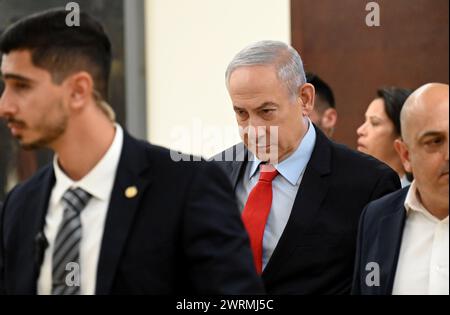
(418, 130, 445, 140)
(366, 115, 383, 120)
(0, 73, 35, 83)
(233, 102, 279, 111)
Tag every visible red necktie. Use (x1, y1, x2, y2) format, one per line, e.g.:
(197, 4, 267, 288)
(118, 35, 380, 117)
(242, 164, 279, 274)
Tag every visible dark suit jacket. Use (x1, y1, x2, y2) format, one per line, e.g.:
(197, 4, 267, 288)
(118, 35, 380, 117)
(214, 127, 401, 294)
(0, 131, 264, 295)
(352, 187, 408, 295)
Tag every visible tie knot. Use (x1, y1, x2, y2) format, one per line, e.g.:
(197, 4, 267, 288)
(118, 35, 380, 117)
(62, 187, 92, 214)
(258, 164, 278, 183)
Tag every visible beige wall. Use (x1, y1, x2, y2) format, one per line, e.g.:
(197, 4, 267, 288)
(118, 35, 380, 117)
(145, 0, 290, 158)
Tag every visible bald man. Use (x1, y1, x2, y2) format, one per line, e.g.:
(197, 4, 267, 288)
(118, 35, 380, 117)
(352, 83, 449, 295)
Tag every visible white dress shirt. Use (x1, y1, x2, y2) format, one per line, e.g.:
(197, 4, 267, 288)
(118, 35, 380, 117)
(236, 118, 316, 270)
(38, 124, 123, 295)
(392, 180, 449, 295)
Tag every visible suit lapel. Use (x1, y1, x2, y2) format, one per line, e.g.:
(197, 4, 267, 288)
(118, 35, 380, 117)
(18, 166, 55, 294)
(95, 133, 152, 294)
(262, 128, 332, 281)
(376, 202, 406, 295)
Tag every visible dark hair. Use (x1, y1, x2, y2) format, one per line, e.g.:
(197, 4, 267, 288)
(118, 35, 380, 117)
(377, 87, 413, 136)
(0, 8, 112, 100)
(306, 72, 335, 110)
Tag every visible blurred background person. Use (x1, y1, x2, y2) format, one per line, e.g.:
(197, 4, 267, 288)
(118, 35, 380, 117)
(353, 83, 449, 295)
(307, 72, 337, 139)
(357, 87, 413, 187)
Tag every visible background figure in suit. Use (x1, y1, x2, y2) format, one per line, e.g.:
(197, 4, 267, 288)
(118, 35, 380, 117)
(353, 83, 449, 295)
(214, 40, 401, 294)
(0, 9, 263, 295)
(306, 72, 338, 139)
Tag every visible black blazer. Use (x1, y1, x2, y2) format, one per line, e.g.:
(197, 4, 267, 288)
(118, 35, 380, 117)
(352, 187, 408, 295)
(0, 131, 264, 295)
(214, 127, 401, 294)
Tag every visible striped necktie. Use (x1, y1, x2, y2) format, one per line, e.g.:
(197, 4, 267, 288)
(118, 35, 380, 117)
(52, 187, 91, 295)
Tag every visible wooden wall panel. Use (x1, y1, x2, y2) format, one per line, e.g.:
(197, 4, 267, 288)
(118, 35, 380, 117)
(291, 0, 449, 147)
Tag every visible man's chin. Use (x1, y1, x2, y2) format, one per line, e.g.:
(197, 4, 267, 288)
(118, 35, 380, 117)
(19, 142, 42, 150)
(255, 152, 270, 162)
(17, 137, 48, 150)
(254, 152, 280, 164)
(245, 142, 280, 163)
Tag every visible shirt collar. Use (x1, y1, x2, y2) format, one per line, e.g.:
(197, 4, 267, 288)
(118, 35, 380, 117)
(249, 118, 317, 185)
(404, 180, 449, 223)
(400, 175, 411, 188)
(51, 124, 124, 204)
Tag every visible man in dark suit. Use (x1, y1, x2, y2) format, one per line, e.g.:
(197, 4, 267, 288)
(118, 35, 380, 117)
(0, 9, 263, 295)
(352, 83, 449, 295)
(214, 40, 400, 294)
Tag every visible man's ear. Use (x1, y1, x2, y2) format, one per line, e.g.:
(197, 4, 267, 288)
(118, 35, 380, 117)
(297, 83, 315, 116)
(394, 139, 412, 173)
(64, 72, 94, 111)
(321, 108, 338, 130)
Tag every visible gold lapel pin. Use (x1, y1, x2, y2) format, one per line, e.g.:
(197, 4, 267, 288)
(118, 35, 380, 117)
(125, 186, 138, 199)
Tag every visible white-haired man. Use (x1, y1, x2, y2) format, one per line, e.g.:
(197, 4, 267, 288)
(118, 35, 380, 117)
(215, 40, 400, 294)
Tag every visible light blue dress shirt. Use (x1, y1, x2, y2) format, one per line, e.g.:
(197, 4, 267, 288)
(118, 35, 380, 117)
(400, 175, 411, 188)
(236, 118, 317, 270)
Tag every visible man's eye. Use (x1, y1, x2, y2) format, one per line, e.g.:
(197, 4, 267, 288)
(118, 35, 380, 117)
(423, 137, 444, 149)
(428, 138, 443, 145)
(261, 109, 275, 114)
(13, 82, 30, 90)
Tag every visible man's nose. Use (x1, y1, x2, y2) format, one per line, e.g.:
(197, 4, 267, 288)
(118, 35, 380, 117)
(0, 91, 17, 118)
(445, 140, 449, 161)
(247, 123, 268, 140)
(0, 95, 5, 118)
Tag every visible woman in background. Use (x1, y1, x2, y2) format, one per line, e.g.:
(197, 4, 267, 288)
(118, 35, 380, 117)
(357, 87, 413, 187)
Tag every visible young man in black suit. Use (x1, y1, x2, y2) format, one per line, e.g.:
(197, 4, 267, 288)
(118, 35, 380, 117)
(0, 9, 263, 295)
(353, 83, 449, 295)
(214, 40, 401, 294)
